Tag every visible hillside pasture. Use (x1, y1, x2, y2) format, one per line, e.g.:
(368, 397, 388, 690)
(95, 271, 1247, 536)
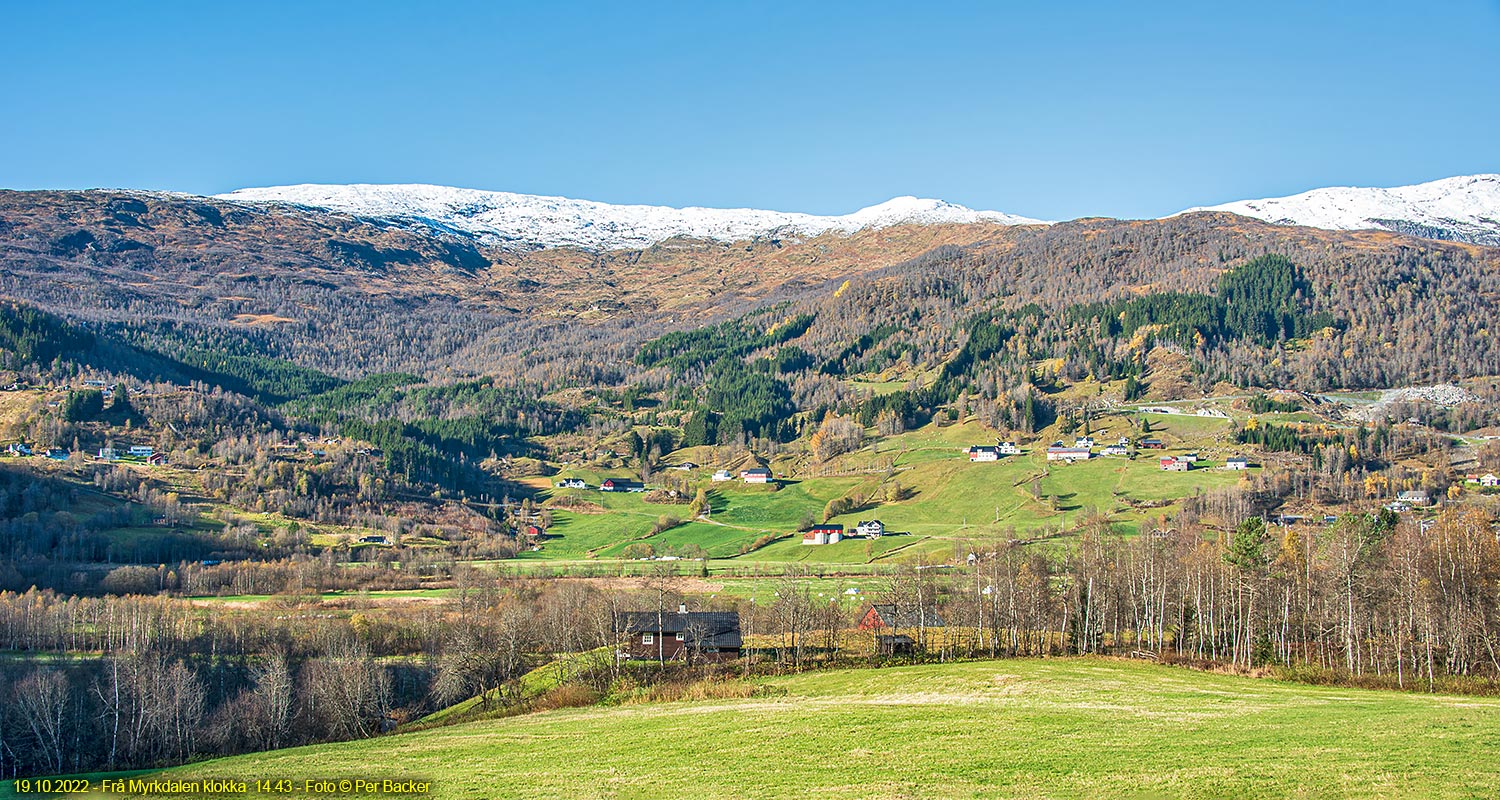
(96, 658, 1500, 800)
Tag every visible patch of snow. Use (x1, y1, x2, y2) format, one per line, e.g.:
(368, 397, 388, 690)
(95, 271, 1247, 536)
(1346, 384, 1482, 422)
(1378, 385, 1481, 407)
(215, 184, 1048, 251)
(1176, 174, 1500, 246)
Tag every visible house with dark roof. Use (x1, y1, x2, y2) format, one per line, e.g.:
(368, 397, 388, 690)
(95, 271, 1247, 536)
(1396, 489, 1432, 506)
(741, 467, 773, 484)
(615, 607, 742, 662)
(601, 478, 645, 492)
(968, 445, 1001, 462)
(1046, 445, 1091, 463)
(858, 604, 946, 631)
(858, 604, 945, 654)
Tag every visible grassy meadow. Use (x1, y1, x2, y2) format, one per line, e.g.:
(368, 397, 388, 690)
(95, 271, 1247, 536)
(534, 410, 1248, 568)
(57, 658, 1500, 799)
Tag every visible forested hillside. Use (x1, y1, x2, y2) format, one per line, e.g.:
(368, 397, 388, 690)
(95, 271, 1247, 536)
(3, 191, 1498, 393)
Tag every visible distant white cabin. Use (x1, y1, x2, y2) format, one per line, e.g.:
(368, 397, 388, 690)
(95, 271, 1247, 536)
(1047, 446, 1091, 463)
(855, 520, 885, 538)
(1396, 489, 1431, 506)
(968, 446, 1000, 462)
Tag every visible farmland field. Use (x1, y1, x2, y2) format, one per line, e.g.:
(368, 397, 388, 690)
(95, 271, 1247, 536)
(525, 415, 1250, 568)
(58, 658, 1500, 800)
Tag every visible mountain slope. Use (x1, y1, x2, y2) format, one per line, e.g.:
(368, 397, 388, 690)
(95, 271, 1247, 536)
(1179, 174, 1500, 245)
(3, 186, 1498, 388)
(215, 184, 1048, 251)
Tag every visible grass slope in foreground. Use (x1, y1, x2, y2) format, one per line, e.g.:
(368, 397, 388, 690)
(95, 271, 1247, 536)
(80, 659, 1500, 799)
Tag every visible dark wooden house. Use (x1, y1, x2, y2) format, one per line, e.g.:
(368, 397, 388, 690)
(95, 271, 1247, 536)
(615, 607, 742, 662)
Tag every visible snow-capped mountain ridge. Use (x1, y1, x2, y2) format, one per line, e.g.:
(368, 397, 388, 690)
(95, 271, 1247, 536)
(216, 175, 1500, 251)
(216, 184, 1047, 251)
(1177, 174, 1500, 246)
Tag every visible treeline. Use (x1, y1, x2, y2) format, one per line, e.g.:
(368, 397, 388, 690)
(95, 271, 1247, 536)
(0, 600, 429, 777)
(1069, 255, 1338, 349)
(635, 311, 814, 372)
(0, 302, 94, 367)
(0, 576, 620, 779)
(0, 302, 340, 405)
(751, 508, 1500, 690)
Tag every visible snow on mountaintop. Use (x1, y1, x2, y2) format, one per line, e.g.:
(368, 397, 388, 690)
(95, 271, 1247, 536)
(216, 184, 1047, 251)
(1177, 174, 1500, 246)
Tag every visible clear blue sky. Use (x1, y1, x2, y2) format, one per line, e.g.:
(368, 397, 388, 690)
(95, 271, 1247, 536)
(2, 1, 1497, 220)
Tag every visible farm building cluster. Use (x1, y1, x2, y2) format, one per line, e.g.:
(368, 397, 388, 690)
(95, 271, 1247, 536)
(801, 520, 885, 545)
(962, 436, 1254, 473)
(558, 466, 776, 491)
(6, 441, 167, 466)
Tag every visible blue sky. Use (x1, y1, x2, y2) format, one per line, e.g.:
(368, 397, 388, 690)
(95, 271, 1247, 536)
(2, 1, 1497, 220)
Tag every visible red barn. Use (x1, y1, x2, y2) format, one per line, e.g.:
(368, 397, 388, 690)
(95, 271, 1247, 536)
(858, 604, 946, 631)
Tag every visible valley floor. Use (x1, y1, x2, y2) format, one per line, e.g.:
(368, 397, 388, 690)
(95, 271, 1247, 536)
(39, 658, 1500, 800)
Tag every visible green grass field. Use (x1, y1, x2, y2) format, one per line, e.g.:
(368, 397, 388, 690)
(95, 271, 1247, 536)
(529, 417, 1249, 568)
(537, 479, 867, 560)
(57, 658, 1500, 799)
